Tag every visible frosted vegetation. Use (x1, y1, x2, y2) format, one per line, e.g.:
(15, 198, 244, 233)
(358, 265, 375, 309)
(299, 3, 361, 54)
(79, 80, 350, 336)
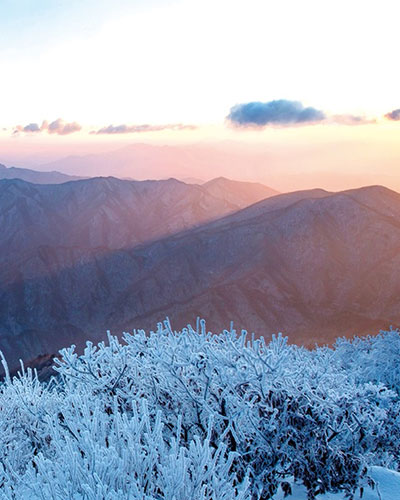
(1, 320, 400, 499)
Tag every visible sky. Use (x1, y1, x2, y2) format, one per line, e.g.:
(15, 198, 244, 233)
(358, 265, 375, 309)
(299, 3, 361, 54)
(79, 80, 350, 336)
(0, 0, 400, 190)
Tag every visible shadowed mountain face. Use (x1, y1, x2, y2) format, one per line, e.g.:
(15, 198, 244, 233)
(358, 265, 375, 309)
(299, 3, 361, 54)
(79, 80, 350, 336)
(103, 185, 400, 344)
(0, 163, 82, 184)
(2, 180, 400, 370)
(0, 176, 279, 367)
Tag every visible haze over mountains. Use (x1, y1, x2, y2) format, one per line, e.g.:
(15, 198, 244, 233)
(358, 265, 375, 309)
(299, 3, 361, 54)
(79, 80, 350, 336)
(0, 162, 82, 184)
(27, 141, 400, 193)
(5, 141, 400, 193)
(37, 143, 273, 183)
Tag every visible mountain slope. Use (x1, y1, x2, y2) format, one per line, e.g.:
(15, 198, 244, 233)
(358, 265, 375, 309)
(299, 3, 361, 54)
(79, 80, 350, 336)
(108, 185, 400, 343)
(0, 175, 279, 368)
(203, 177, 279, 208)
(0, 176, 277, 273)
(0, 162, 82, 184)
(1, 184, 400, 369)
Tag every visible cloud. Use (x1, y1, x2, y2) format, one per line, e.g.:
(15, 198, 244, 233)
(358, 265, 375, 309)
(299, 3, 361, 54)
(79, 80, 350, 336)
(227, 100, 326, 127)
(92, 123, 197, 134)
(13, 120, 194, 136)
(47, 119, 82, 135)
(330, 114, 376, 125)
(226, 100, 379, 128)
(23, 123, 41, 132)
(13, 119, 82, 136)
(14, 123, 41, 133)
(385, 109, 400, 121)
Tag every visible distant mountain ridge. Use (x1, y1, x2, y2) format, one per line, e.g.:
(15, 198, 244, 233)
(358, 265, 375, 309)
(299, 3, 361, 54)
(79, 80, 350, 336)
(37, 143, 273, 182)
(0, 162, 83, 184)
(203, 177, 278, 208)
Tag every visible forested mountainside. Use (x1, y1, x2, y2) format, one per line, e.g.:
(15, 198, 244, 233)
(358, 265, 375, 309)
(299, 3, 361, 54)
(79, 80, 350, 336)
(0, 175, 278, 368)
(1, 183, 400, 368)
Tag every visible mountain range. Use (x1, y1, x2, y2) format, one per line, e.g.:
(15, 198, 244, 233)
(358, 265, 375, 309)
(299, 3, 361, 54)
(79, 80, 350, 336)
(0, 162, 82, 184)
(1, 173, 399, 372)
(0, 175, 277, 368)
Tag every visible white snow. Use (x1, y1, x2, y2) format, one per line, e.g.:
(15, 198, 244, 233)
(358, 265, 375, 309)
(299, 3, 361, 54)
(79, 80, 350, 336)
(272, 467, 400, 500)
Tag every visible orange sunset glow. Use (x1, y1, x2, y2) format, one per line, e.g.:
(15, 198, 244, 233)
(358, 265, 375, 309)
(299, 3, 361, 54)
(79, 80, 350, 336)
(1, 0, 399, 192)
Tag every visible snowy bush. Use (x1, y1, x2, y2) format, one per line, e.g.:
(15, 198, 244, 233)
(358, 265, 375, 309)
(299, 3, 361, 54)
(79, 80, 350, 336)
(0, 320, 400, 499)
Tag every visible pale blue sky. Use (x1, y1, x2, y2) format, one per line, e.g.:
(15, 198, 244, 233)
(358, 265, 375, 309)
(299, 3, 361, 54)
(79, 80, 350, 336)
(0, 0, 166, 51)
(0, 0, 399, 129)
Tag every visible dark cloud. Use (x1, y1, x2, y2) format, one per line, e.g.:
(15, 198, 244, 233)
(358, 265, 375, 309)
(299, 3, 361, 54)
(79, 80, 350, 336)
(92, 123, 197, 134)
(14, 123, 41, 133)
(24, 123, 41, 132)
(13, 119, 82, 136)
(331, 114, 376, 125)
(227, 100, 326, 127)
(47, 119, 82, 135)
(385, 109, 400, 121)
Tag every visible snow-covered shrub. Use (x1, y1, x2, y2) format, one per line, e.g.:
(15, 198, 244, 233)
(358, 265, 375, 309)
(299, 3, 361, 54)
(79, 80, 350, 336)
(0, 320, 400, 499)
(334, 328, 400, 392)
